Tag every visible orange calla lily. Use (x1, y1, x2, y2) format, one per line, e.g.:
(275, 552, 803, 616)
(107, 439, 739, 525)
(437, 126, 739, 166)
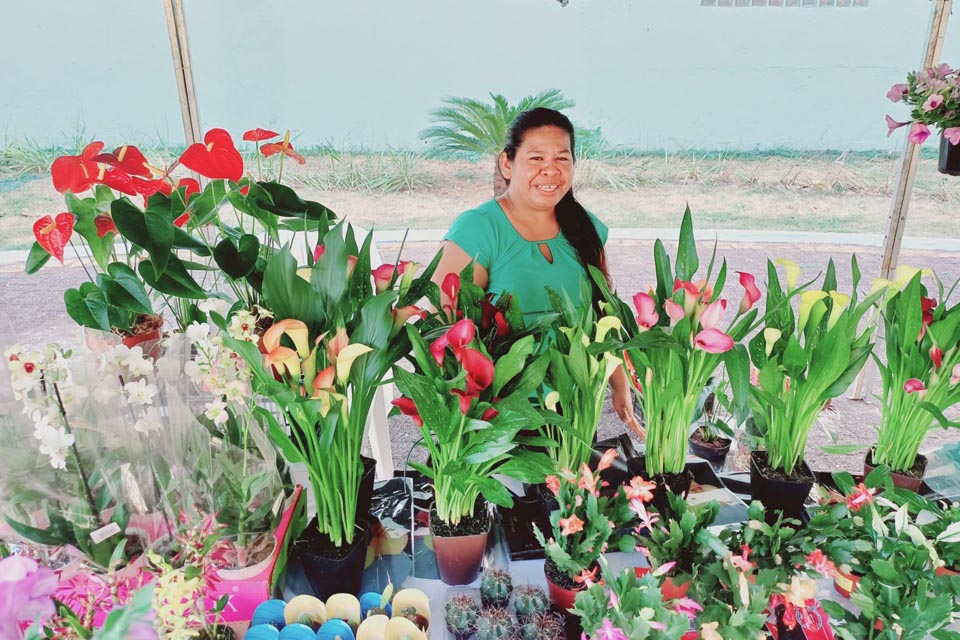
(263, 345, 301, 380)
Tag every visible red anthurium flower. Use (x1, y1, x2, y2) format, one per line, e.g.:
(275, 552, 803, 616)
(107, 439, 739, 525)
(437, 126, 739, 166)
(97, 167, 138, 195)
(243, 128, 279, 142)
(481, 407, 499, 422)
(173, 212, 191, 228)
(738, 271, 762, 312)
(693, 328, 734, 354)
(132, 176, 173, 198)
(94, 214, 117, 238)
(51, 141, 103, 194)
(446, 319, 476, 351)
(460, 347, 494, 395)
(903, 378, 925, 394)
(391, 397, 422, 427)
(930, 345, 944, 369)
(33, 213, 74, 263)
(94, 145, 151, 177)
(177, 177, 201, 202)
(633, 292, 659, 331)
(261, 141, 306, 165)
(372, 263, 397, 294)
(179, 128, 244, 182)
(845, 483, 876, 513)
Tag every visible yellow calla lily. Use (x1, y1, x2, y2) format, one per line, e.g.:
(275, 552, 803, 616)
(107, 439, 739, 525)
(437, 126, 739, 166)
(797, 290, 829, 333)
(335, 343, 373, 385)
(544, 390, 561, 412)
(263, 346, 301, 381)
(827, 291, 851, 329)
(595, 316, 622, 343)
(763, 327, 781, 357)
(774, 258, 800, 292)
(263, 319, 310, 358)
(296, 267, 312, 282)
(601, 352, 622, 384)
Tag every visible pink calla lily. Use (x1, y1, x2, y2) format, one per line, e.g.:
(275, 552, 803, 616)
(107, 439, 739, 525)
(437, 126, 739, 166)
(447, 318, 477, 350)
(693, 328, 734, 354)
(632, 292, 659, 331)
(262, 319, 310, 358)
(391, 305, 426, 336)
(664, 299, 685, 324)
(451, 388, 474, 415)
(698, 299, 726, 330)
(313, 244, 325, 261)
(673, 279, 701, 315)
(930, 346, 944, 370)
(372, 263, 396, 293)
(429, 334, 450, 367)
(738, 271, 762, 312)
(904, 378, 926, 394)
(441, 272, 461, 320)
(950, 363, 960, 386)
(312, 365, 335, 396)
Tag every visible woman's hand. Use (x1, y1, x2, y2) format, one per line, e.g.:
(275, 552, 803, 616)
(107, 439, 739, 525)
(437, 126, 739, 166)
(610, 366, 645, 440)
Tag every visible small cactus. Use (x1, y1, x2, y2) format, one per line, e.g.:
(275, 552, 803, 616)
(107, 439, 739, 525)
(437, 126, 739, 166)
(474, 607, 515, 640)
(512, 585, 549, 623)
(444, 593, 480, 639)
(399, 606, 429, 632)
(479, 568, 513, 608)
(519, 612, 565, 640)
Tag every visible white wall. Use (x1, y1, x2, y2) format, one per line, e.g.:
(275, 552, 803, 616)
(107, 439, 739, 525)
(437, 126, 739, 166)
(0, 0, 950, 151)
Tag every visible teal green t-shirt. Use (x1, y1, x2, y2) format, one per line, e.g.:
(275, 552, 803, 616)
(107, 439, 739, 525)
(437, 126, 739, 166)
(444, 199, 609, 320)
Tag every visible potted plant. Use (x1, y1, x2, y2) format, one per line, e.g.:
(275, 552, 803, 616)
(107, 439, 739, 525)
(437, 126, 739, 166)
(392, 317, 555, 585)
(571, 556, 691, 640)
(747, 257, 881, 520)
(532, 451, 640, 610)
(593, 207, 757, 500)
(862, 269, 960, 490)
(925, 501, 960, 577)
(221, 221, 437, 598)
(687, 378, 738, 466)
(885, 63, 960, 175)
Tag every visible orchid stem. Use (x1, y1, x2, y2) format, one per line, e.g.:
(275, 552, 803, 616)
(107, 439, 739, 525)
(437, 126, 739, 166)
(53, 382, 101, 523)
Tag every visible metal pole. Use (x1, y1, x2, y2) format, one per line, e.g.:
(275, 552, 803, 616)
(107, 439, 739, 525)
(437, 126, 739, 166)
(852, 0, 952, 400)
(163, 0, 202, 146)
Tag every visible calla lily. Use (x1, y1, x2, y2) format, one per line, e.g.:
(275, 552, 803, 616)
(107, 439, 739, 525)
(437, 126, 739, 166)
(798, 290, 829, 332)
(312, 365, 335, 396)
(326, 327, 350, 364)
(264, 346, 301, 380)
(930, 345, 943, 370)
(904, 378, 925, 394)
(693, 328, 733, 354)
(451, 388, 474, 415)
(774, 258, 800, 292)
(429, 334, 450, 366)
(263, 319, 310, 358)
(392, 397, 422, 427)
(397, 260, 419, 298)
(544, 390, 560, 412)
(391, 305, 427, 337)
(908, 122, 931, 145)
(335, 343, 373, 385)
(481, 407, 499, 421)
(869, 277, 899, 300)
(595, 316, 622, 342)
(460, 348, 494, 395)
(447, 319, 476, 350)
(763, 327, 782, 357)
(827, 291, 851, 329)
(893, 265, 925, 288)
(33, 213, 74, 263)
(673, 280, 701, 315)
(738, 271, 762, 312)
(698, 299, 725, 331)
(313, 244, 325, 261)
(372, 263, 397, 293)
(950, 363, 960, 385)
(664, 299, 685, 325)
(633, 292, 659, 331)
(441, 272, 461, 320)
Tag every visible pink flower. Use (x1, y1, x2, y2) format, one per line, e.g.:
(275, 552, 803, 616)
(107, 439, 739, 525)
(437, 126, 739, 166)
(698, 299, 726, 330)
(887, 83, 909, 102)
(624, 476, 657, 502)
(597, 448, 618, 471)
(392, 397, 422, 427)
(545, 475, 561, 496)
(633, 292, 659, 331)
(446, 318, 477, 350)
(908, 122, 931, 145)
(944, 127, 960, 145)
(578, 464, 600, 494)
(674, 279, 702, 315)
(737, 271, 762, 312)
(951, 363, 960, 386)
(429, 334, 450, 366)
(481, 407, 499, 421)
(846, 482, 876, 512)
(673, 597, 704, 618)
(923, 93, 945, 112)
(441, 272, 461, 320)
(806, 549, 838, 577)
(0, 556, 58, 639)
(904, 378, 926, 394)
(930, 345, 944, 370)
(886, 115, 910, 137)
(664, 299, 685, 324)
(594, 618, 629, 640)
(559, 514, 584, 536)
(372, 263, 397, 293)
(460, 348, 494, 395)
(574, 566, 599, 587)
(693, 328, 734, 354)
(630, 498, 659, 531)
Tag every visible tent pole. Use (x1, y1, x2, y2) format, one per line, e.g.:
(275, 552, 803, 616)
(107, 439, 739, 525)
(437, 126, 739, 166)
(163, 0, 202, 147)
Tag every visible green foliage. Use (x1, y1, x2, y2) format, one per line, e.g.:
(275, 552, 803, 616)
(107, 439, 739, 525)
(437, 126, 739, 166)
(419, 90, 575, 157)
(643, 493, 724, 577)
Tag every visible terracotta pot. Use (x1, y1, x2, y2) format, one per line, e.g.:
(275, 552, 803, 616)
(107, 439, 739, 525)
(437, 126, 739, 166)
(833, 567, 862, 599)
(545, 575, 583, 612)
(121, 314, 164, 358)
(431, 517, 490, 585)
(864, 450, 926, 493)
(749, 450, 814, 522)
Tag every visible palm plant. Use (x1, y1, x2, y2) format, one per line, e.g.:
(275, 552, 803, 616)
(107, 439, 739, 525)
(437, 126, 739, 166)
(419, 90, 575, 157)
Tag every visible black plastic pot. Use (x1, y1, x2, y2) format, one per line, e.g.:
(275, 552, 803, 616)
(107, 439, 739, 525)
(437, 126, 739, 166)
(626, 456, 693, 519)
(688, 433, 732, 466)
(939, 133, 960, 176)
(750, 451, 813, 523)
(357, 455, 377, 519)
(292, 516, 370, 599)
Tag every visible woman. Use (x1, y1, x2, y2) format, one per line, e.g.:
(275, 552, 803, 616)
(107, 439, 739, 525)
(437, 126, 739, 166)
(433, 107, 643, 437)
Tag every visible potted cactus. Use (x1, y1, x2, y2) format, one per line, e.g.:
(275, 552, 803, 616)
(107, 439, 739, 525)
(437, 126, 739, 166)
(512, 585, 549, 624)
(444, 592, 481, 640)
(479, 568, 513, 608)
(517, 611, 566, 640)
(474, 607, 516, 640)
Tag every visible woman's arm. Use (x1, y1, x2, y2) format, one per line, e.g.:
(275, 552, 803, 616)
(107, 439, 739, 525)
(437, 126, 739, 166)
(610, 365, 645, 439)
(431, 241, 490, 316)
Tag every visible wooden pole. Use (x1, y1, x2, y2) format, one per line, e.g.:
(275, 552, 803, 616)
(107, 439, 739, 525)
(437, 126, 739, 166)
(163, 0, 202, 146)
(852, 0, 951, 400)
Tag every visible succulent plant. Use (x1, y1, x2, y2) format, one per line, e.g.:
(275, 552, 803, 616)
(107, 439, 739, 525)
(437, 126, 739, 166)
(518, 612, 565, 640)
(444, 593, 481, 639)
(479, 568, 513, 608)
(398, 606, 430, 632)
(474, 607, 516, 640)
(512, 585, 549, 623)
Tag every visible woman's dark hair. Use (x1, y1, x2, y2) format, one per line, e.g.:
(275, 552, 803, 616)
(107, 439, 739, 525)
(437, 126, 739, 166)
(502, 108, 610, 287)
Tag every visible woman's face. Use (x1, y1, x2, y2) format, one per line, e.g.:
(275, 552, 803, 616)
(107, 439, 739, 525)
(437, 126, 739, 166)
(500, 125, 573, 213)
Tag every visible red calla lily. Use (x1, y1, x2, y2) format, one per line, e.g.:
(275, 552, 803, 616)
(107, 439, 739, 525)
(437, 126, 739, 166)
(391, 397, 422, 427)
(930, 345, 944, 369)
(243, 128, 279, 142)
(460, 347, 494, 395)
(313, 244, 326, 261)
(33, 213, 75, 263)
(94, 214, 117, 238)
(451, 388, 473, 415)
(738, 271, 762, 312)
(446, 319, 476, 350)
(372, 263, 397, 294)
(261, 141, 306, 165)
(921, 296, 937, 325)
(430, 334, 449, 366)
(481, 407, 499, 421)
(179, 128, 244, 182)
(903, 378, 925, 394)
(50, 141, 103, 194)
